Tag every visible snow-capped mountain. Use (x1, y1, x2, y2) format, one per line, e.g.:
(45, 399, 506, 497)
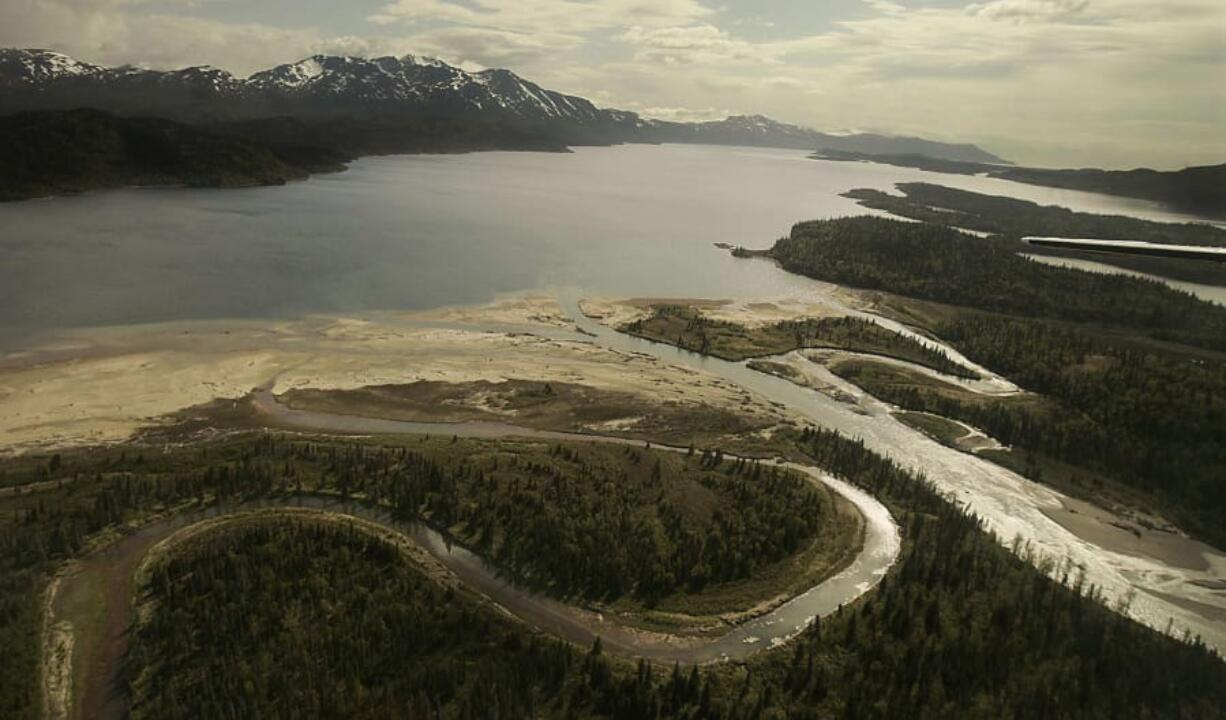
(0, 49, 634, 137)
(0, 48, 1005, 162)
(0, 49, 100, 86)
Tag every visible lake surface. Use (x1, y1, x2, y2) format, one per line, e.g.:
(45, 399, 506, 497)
(0, 143, 1214, 350)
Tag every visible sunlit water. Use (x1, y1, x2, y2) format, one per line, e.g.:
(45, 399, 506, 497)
(3, 143, 1224, 651)
(0, 143, 1213, 349)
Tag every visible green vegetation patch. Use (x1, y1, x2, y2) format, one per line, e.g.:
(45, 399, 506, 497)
(623, 304, 975, 376)
(892, 410, 969, 447)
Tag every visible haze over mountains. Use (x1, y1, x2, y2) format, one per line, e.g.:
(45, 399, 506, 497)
(0, 48, 1005, 163)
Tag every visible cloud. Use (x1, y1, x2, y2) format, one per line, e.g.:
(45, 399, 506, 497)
(369, 0, 713, 35)
(404, 26, 580, 68)
(0, 0, 425, 75)
(967, 0, 1091, 23)
(620, 24, 777, 64)
(636, 105, 731, 122)
(0, 0, 1220, 167)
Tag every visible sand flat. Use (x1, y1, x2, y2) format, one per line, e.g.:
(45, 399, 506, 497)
(0, 296, 791, 454)
(1042, 495, 1216, 573)
(580, 296, 854, 329)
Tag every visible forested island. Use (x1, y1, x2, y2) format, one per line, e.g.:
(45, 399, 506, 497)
(815, 149, 1226, 217)
(0, 109, 568, 201)
(4, 431, 1224, 719)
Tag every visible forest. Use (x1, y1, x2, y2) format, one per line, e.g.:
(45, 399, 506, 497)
(853, 315, 1226, 547)
(758, 214, 1226, 548)
(842, 183, 1226, 285)
(127, 516, 606, 719)
(769, 215, 1226, 350)
(370, 441, 834, 604)
(4, 430, 1223, 719)
(623, 304, 975, 376)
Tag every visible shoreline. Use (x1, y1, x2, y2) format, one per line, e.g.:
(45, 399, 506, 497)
(0, 295, 792, 456)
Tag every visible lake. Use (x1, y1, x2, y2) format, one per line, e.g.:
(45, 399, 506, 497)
(0, 143, 1212, 351)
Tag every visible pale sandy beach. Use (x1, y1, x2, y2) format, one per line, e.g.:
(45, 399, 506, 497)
(0, 295, 791, 454)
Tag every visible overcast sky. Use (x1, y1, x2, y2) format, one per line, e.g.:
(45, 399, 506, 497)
(4, 0, 1223, 168)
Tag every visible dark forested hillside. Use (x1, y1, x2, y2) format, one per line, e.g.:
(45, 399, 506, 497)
(0, 109, 569, 201)
(846, 183, 1226, 247)
(0, 108, 314, 200)
(127, 517, 600, 719)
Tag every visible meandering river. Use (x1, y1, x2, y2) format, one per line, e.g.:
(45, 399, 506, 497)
(47, 418, 899, 719)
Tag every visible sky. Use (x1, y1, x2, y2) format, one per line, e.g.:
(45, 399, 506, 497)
(3, 0, 1223, 169)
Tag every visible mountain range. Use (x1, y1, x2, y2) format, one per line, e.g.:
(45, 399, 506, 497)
(0, 48, 1006, 163)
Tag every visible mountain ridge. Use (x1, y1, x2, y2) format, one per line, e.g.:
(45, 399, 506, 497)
(0, 48, 1005, 163)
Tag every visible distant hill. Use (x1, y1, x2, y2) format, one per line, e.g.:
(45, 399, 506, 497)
(0, 109, 569, 201)
(998, 164, 1226, 217)
(642, 115, 1006, 163)
(815, 149, 1226, 217)
(0, 48, 1005, 163)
